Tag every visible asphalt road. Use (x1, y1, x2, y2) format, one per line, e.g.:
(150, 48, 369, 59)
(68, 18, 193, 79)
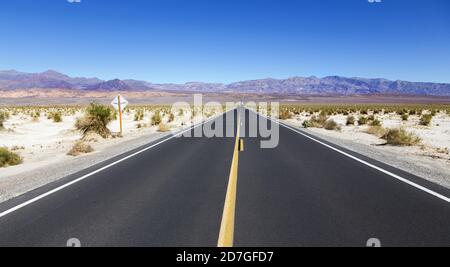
(0, 108, 449, 247)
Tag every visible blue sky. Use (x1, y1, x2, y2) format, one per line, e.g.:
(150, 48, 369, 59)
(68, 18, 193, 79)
(0, 0, 449, 83)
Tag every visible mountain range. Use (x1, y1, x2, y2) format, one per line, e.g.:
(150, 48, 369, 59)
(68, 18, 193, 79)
(1, 70, 449, 96)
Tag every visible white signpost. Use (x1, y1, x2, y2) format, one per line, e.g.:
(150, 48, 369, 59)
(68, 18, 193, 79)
(111, 95, 128, 135)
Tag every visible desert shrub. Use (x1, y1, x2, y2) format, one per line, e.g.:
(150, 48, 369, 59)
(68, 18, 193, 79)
(365, 126, 388, 138)
(370, 119, 382, 126)
(360, 109, 368, 115)
(67, 141, 94, 156)
(136, 123, 145, 129)
(358, 116, 368, 125)
(279, 109, 293, 120)
(0, 147, 22, 167)
(134, 109, 144, 121)
(151, 111, 162, 126)
(158, 123, 171, 132)
(419, 114, 433, 126)
(409, 110, 416, 115)
(0, 111, 10, 128)
(178, 109, 184, 116)
(346, 115, 355, 126)
(75, 103, 114, 138)
(368, 115, 375, 121)
(324, 119, 341, 131)
(168, 113, 175, 123)
(382, 129, 421, 146)
(48, 112, 62, 123)
(401, 114, 409, 121)
(32, 112, 40, 122)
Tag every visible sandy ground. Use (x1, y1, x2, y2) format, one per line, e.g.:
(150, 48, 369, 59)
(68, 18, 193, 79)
(281, 111, 450, 188)
(0, 107, 223, 202)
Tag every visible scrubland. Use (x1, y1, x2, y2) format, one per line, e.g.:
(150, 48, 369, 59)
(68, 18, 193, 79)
(263, 104, 450, 186)
(0, 103, 225, 172)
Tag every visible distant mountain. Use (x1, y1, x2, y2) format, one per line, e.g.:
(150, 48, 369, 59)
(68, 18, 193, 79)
(86, 79, 132, 91)
(1, 70, 449, 96)
(0, 70, 101, 90)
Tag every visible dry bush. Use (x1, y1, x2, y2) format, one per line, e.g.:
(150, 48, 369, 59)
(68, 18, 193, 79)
(324, 119, 341, 131)
(151, 111, 162, 126)
(370, 118, 382, 127)
(346, 115, 355, 126)
(32, 112, 40, 122)
(0, 111, 9, 128)
(48, 111, 62, 123)
(358, 116, 368, 125)
(134, 109, 144, 121)
(365, 126, 388, 138)
(75, 103, 114, 138)
(168, 112, 175, 123)
(279, 109, 293, 120)
(67, 141, 94, 156)
(419, 114, 433, 126)
(303, 112, 335, 129)
(158, 123, 171, 132)
(401, 114, 409, 121)
(0, 147, 22, 168)
(382, 129, 421, 146)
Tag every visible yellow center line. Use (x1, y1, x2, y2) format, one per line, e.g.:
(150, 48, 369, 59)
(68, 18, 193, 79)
(218, 110, 242, 247)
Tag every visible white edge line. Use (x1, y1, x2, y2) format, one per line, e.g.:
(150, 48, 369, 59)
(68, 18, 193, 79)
(252, 109, 450, 204)
(0, 110, 233, 219)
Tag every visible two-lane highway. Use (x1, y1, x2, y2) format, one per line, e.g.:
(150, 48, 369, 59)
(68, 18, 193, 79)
(0, 108, 449, 247)
(236, 109, 450, 246)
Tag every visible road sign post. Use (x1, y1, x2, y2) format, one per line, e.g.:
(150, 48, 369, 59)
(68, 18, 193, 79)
(111, 95, 128, 136)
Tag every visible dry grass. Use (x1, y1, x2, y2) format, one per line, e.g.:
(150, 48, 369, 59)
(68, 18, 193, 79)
(0, 147, 23, 168)
(419, 114, 433, 126)
(358, 116, 368, 125)
(47, 111, 62, 123)
(324, 119, 341, 131)
(158, 123, 171, 132)
(365, 125, 389, 138)
(0, 111, 9, 128)
(134, 109, 144, 121)
(151, 111, 162, 126)
(346, 115, 355, 126)
(382, 128, 421, 146)
(67, 141, 94, 156)
(75, 103, 114, 138)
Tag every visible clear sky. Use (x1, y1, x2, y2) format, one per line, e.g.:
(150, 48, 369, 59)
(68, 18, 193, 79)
(0, 0, 449, 83)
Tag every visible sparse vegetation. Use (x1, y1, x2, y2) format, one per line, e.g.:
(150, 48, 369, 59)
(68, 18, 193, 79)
(151, 111, 162, 126)
(324, 119, 341, 131)
(158, 123, 171, 132)
(48, 111, 62, 123)
(134, 109, 144, 121)
(0, 111, 9, 128)
(168, 112, 175, 123)
(419, 114, 433, 126)
(279, 109, 293, 120)
(365, 126, 388, 138)
(75, 103, 114, 138)
(358, 116, 368, 125)
(370, 118, 382, 127)
(0, 147, 22, 167)
(67, 141, 94, 156)
(401, 114, 409, 121)
(346, 115, 355, 126)
(382, 128, 421, 146)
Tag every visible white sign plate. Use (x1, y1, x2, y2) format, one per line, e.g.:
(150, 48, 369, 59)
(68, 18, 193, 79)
(111, 95, 129, 111)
